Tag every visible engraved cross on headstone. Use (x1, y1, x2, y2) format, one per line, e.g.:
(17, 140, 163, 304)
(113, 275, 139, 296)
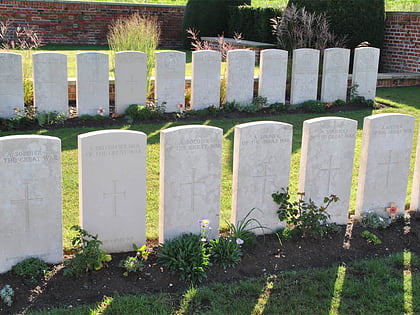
(103, 180, 126, 216)
(179, 168, 205, 212)
(378, 150, 400, 188)
(319, 155, 340, 196)
(253, 163, 276, 206)
(11, 183, 43, 229)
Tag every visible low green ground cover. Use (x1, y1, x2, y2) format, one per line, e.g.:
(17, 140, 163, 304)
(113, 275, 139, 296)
(28, 251, 420, 314)
(1, 86, 419, 248)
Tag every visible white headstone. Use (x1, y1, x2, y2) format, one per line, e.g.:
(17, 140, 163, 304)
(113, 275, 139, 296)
(356, 113, 415, 218)
(33, 52, 68, 115)
(76, 52, 109, 116)
(352, 47, 380, 100)
(410, 127, 420, 211)
(298, 117, 357, 225)
(290, 48, 320, 105)
(0, 135, 62, 274)
(321, 48, 350, 103)
(258, 49, 288, 105)
(115, 51, 147, 114)
(226, 49, 255, 105)
(231, 121, 292, 233)
(191, 50, 221, 110)
(0, 52, 24, 118)
(78, 130, 147, 253)
(160, 125, 223, 242)
(155, 51, 185, 112)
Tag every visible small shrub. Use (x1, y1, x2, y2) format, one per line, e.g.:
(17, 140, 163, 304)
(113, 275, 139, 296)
(272, 187, 340, 238)
(0, 285, 14, 307)
(359, 212, 391, 229)
(119, 244, 149, 277)
(301, 100, 325, 113)
(210, 237, 242, 269)
(221, 101, 238, 113)
(79, 114, 107, 121)
(361, 230, 382, 245)
(125, 104, 153, 121)
(64, 225, 112, 278)
(36, 110, 66, 127)
(228, 208, 268, 248)
(269, 102, 286, 113)
(333, 99, 346, 107)
(157, 233, 210, 283)
(13, 257, 49, 283)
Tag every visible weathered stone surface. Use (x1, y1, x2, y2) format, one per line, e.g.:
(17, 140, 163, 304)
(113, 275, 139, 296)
(352, 47, 380, 100)
(0, 52, 24, 118)
(231, 121, 292, 233)
(298, 117, 357, 225)
(356, 113, 415, 218)
(0, 135, 62, 274)
(321, 48, 350, 103)
(160, 125, 223, 242)
(33, 52, 68, 115)
(226, 49, 255, 105)
(410, 126, 420, 211)
(78, 130, 147, 253)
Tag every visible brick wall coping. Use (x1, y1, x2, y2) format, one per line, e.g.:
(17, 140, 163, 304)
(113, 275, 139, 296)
(386, 11, 420, 16)
(10, 0, 185, 8)
(201, 37, 276, 48)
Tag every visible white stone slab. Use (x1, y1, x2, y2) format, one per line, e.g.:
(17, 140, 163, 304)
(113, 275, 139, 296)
(410, 126, 420, 211)
(191, 50, 221, 110)
(160, 125, 223, 242)
(321, 48, 350, 103)
(298, 117, 357, 225)
(258, 49, 288, 105)
(290, 48, 320, 105)
(0, 52, 24, 118)
(356, 113, 415, 218)
(78, 130, 147, 253)
(352, 47, 380, 100)
(0, 135, 62, 274)
(155, 51, 185, 112)
(231, 121, 292, 233)
(33, 52, 68, 115)
(76, 52, 109, 116)
(115, 51, 147, 114)
(226, 49, 255, 105)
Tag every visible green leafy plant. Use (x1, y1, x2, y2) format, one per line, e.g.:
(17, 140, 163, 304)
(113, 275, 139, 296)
(119, 244, 149, 277)
(272, 187, 340, 238)
(0, 285, 14, 307)
(157, 233, 210, 283)
(359, 212, 392, 229)
(78, 114, 107, 121)
(268, 102, 286, 113)
(64, 225, 112, 278)
(361, 230, 382, 245)
(12, 257, 49, 283)
(36, 110, 66, 127)
(210, 237, 242, 269)
(301, 100, 325, 113)
(125, 104, 154, 120)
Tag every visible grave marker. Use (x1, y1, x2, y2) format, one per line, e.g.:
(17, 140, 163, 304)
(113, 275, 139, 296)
(410, 127, 420, 211)
(115, 51, 147, 114)
(321, 48, 350, 103)
(356, 113, 415, 218)
(352, 47, 380, 100)
(298, 117, 357, 225)
(0, 135, 62, 274)
(0, 52, 24, 118)
(78, 130, 147, 253)
(226, 49, 255, 105)
(231, 121, 292, 232)
(258, 49, 288, 105)
(160, 125, 223, 242)
(33, 52, 68, 115)
(76, 52, 109, 116)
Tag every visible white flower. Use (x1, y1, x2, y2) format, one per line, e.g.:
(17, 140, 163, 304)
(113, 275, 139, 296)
(236, 238, 244, 245)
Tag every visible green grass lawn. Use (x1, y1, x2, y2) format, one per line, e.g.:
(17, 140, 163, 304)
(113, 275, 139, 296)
(28, 251, 420, 314)
(1, 86, 419, 248)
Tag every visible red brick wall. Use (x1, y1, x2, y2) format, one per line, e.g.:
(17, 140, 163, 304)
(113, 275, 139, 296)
(382, 12, 420, 73)
(0, 0, 185, 48)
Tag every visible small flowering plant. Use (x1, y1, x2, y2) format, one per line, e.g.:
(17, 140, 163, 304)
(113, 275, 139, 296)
(97, 107, 105, 116)
(119, 244, 148, 277)
(178, 103, 184, 114)
(210, 237, 243, 269)
(199, 219, 211, 242)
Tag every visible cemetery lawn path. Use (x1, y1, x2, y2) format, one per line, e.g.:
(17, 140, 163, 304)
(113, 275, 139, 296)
(1, 214, 420, 314)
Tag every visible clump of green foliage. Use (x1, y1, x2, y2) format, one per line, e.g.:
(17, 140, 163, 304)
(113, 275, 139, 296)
(124, 102, 166, 122)
(119, 244, 149, 277)
(64, 225, 112, 278)
(0, 285, 14, 307)
(210, 237, 242, 269)
(301, 100, 325, 113)
(272, 187, 340, 238)
(359, 212, 392, 229)
(12, 257, 49, 283)
(361, 230, 382, 245)
(157, 233, 210, 283)
(36, 110, 66, 127)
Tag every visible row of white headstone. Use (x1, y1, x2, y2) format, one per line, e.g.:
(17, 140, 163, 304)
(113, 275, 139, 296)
(0, 47, 380, 119)
(1, 112, 419, 273)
